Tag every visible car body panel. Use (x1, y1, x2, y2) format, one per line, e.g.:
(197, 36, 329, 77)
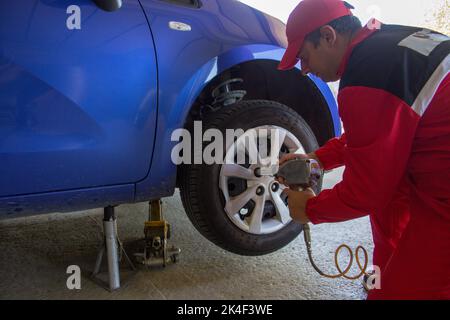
(0, 0, 158, 197)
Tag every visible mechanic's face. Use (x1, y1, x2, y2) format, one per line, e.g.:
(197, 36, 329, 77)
(297, 26, 346, 82)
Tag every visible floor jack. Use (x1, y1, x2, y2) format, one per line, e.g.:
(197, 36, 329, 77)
(91, 200, 180, 291)
(134, 200, 181, 267)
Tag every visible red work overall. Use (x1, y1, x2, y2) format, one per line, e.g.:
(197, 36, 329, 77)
(306, 21, 450, 299)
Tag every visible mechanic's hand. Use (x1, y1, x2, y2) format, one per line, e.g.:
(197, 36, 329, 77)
(284, 187, 315, 224)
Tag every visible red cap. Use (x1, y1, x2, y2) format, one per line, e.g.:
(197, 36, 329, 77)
(278, 0, 353, 71)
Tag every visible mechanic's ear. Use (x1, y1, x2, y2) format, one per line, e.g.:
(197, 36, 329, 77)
(320, 26, 337, 47)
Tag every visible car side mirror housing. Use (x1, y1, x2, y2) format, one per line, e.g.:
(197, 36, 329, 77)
(93, 0, 122, 12)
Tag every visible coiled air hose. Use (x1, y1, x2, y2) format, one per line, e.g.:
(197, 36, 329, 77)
(302, 223, 369, 280)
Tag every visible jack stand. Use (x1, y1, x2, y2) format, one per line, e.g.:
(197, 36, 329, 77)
(134, 200, 181, 267)
(91, 206, 136, 291)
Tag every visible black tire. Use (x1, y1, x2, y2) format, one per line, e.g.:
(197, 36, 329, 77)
(179, 100, 320, 255)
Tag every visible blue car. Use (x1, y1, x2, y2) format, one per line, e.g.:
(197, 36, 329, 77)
(0, 0, 340, 255)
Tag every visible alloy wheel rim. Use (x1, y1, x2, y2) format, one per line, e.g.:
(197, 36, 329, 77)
(219, 125, 305, 235)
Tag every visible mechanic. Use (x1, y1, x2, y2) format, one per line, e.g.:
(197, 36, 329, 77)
(277, 0, 450, 299)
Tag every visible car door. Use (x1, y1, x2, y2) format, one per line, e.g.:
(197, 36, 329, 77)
(0, 0, 158, 197)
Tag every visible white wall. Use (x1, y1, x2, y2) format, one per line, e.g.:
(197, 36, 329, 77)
(238, 0, 442, 28)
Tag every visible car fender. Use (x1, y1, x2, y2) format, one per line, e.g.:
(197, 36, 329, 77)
(135, 44, 339, 201)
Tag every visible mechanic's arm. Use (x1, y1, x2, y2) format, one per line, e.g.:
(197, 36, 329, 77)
(280, 133, 347, 170)
(314, 133, 347, 170)
(306, 87, 420, 224)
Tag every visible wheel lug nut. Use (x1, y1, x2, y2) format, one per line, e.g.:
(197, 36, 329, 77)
(271, 183, 279, 192)
(256, 186, 265, 196)
(240, 208, 249, 215)
(254, 168, 261, 177)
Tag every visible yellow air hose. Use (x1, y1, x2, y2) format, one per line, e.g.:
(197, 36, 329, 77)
(302, 223, 370, 280)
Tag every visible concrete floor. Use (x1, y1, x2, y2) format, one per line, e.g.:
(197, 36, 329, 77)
(0, 168, 374, 300)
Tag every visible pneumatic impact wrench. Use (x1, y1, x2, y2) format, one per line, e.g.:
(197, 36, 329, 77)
(276, 158, 369, 280)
